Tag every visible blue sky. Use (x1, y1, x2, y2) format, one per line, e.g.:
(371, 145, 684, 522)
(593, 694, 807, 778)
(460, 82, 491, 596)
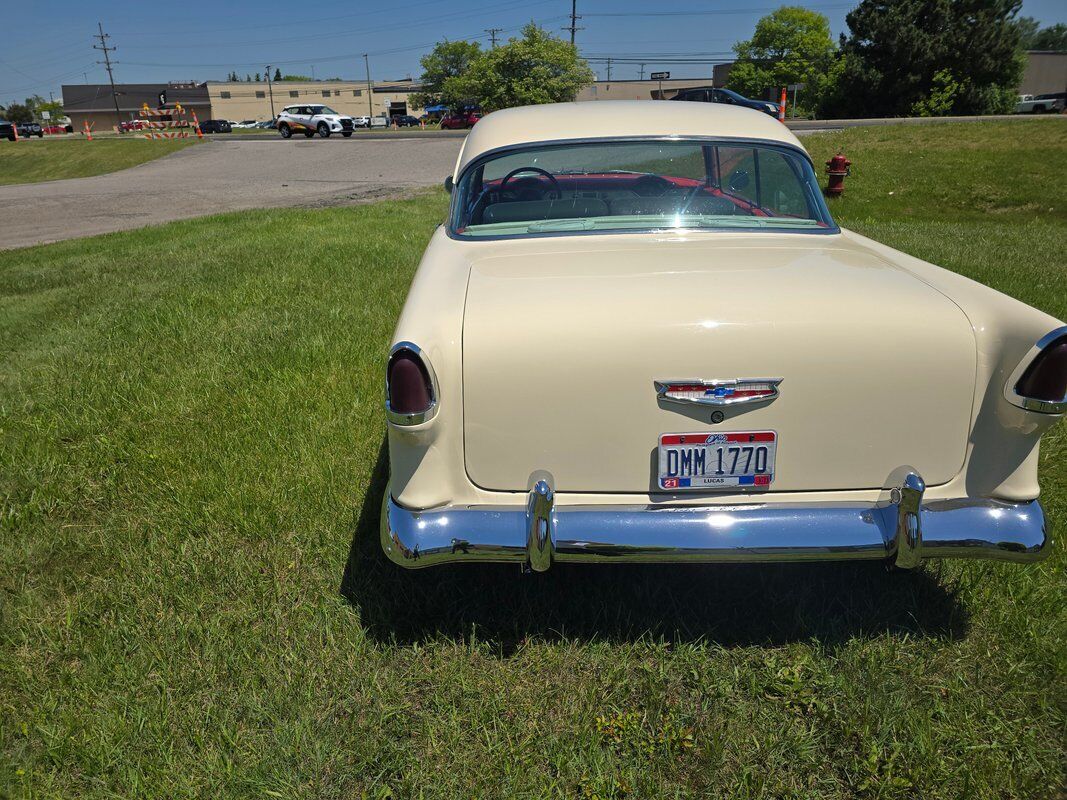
(3, 0, 1065, 106)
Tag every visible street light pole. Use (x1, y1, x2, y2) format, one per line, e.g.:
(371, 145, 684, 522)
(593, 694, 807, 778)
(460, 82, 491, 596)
(363, 53, 373, 119)
(265, 64, 275, 119)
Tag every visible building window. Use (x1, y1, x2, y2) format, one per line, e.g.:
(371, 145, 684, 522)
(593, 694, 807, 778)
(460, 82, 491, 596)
(220, 91, 231, 99)
(322, 90, 330, 97)
(334, 90, 340, 96)
(353, 90, 362, 97)
(289, 90, 299, 98)
(255, 91, 265, 99)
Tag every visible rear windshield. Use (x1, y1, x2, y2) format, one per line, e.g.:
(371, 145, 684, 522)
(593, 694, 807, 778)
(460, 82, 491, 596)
(451, 139, 834, 238)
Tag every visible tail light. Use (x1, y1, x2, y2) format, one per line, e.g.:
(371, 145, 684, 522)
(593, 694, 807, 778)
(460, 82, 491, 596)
(385, 343, 438, 425)
(1012, 329, 1067, 414)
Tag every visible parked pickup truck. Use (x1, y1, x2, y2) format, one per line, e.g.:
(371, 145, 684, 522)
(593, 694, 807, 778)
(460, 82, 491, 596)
(1015, 94, 1058, 114)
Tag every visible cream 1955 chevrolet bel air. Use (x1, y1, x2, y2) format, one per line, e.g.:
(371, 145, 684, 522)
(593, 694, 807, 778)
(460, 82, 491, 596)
(381, 101, 1065, 571)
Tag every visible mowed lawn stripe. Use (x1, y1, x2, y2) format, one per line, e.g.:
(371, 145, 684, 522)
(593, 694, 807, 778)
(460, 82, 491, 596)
(0, 138, 200, 185)
(0, 121, 1064, 798)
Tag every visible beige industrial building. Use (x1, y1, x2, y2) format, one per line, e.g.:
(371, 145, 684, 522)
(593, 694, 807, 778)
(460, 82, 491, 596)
(63, 79, 425, 130)
(207, 79, 426, 122)
(1020, 51, 1067, 96)
(576, 76, 723, 102)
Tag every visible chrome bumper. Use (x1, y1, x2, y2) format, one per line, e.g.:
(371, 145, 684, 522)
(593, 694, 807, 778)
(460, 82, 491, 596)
(380, 471, 1049, 571)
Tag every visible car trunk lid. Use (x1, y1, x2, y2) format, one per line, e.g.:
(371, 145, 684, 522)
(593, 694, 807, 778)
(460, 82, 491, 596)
(461, 235, 976, 494)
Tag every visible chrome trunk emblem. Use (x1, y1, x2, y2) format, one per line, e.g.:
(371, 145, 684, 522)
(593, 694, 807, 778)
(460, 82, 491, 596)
(654, 378, 783, 407)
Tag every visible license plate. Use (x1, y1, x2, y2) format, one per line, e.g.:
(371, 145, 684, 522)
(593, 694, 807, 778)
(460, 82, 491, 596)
(658, 431, 776, 490)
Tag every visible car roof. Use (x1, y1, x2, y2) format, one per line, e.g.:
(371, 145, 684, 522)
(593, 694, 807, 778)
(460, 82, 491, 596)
(454, 101, 803, 176)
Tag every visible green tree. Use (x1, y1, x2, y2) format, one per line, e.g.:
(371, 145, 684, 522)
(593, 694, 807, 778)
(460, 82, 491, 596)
(1013, 16, 1067, 50)
(273, 67, 282, 81)
(726, 6, 837, 114)
(827, 0, 1025, 118)
(411, 39, 483, 109)
(1012, 16, 1042, 48)
(281, 74, 313, 82)
(1030, 23, 1067, 50)
(4, 103, 32, 123)
(446, 24, 594, 111)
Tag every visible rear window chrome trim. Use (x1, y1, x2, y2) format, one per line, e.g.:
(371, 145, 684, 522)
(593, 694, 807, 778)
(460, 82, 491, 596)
(447, 135, 838, 241)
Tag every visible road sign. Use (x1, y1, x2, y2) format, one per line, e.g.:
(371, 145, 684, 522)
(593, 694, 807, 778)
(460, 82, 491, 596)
(158, 90, 167, 107)
(787, 83, 806, 91)
(41, 111, 51, 120)
(650, 71, 670, 80)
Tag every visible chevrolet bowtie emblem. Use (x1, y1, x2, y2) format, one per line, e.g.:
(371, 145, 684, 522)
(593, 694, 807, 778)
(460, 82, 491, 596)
(654, 378, 782, 407)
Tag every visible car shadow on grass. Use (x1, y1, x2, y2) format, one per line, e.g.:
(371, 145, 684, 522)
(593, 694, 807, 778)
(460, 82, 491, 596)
(340, 441, 970, 652)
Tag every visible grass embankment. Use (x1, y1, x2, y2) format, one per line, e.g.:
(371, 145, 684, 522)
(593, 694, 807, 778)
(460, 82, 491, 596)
(0, 138, 199, 185)
(1, 120, 1065, 798)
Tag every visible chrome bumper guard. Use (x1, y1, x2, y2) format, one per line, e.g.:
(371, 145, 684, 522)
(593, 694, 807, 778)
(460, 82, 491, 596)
(380, 471, 1049, 571)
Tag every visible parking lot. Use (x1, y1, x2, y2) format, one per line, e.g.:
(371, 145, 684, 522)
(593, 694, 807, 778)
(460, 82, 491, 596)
(0, 137, 463, 250)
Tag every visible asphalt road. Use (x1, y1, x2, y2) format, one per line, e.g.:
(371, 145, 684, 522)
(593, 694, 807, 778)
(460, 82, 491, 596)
(0, 137, 463, 250)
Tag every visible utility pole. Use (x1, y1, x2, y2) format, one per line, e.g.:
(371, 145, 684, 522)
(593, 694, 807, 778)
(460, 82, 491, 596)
(563, 0, 583, 45)
(264, 64, 275, 119)
(485, 27, 502, 48)
(606, 58, 612, 81)
(93, 22, 122, 125)
(639, 63, 646, 80)
(363, 54, 373, 119)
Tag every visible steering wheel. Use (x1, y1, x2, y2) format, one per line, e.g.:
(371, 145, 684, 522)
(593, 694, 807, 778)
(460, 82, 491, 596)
(499, 166, 561, 200)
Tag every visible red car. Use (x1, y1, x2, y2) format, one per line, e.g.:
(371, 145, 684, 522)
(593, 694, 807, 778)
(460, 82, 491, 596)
(440, 110, 481, 130)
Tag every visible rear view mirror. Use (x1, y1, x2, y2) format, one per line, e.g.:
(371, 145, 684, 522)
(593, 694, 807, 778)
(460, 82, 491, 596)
(728, 169, 750, 192)
(444, 175, 454, 194)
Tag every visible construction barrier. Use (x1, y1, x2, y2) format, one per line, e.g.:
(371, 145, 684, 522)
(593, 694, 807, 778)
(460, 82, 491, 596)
(140, 102, 184, 117)
(190, 110, 204, 139)
(139, 103, 190, 140)
(778, 87, 787, 123)
(83, 120, 93, 141)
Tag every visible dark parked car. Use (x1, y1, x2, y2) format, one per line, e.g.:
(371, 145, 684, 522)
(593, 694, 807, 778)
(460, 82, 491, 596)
(393, 115, 420, 127)
(670, 86, 780, 117)
(199, 119, 232, 134)
(1, 120, 44, 140)
(440, 109, 482, 129)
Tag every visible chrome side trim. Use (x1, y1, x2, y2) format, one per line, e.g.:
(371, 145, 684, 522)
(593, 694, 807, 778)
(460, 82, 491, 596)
(1003, 325, 1067, 416)
(380, 493, 1049, 570)
(655, 377, 782, 408)
(384, 341, 440, 426)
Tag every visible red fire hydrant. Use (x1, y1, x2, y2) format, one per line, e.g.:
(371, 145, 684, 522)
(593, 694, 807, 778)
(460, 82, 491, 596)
(825, 151, 851, 197)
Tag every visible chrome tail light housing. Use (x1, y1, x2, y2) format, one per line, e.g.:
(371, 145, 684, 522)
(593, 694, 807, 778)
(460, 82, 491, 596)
(385, 342, 439, 425)
(1007, 327, 1067, 415)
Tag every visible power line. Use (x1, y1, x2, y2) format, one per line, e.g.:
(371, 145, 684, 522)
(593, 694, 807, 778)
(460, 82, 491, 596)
(93, 22, 122, 122)
(584, 3, 851, 16)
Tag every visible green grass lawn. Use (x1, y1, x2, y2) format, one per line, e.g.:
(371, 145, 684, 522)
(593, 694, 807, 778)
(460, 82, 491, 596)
(0, 138, 199, 185)
(1, 120, 1064, 798)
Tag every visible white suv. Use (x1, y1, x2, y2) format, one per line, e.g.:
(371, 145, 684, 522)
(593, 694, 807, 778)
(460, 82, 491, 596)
(276, 104, 355, 138)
